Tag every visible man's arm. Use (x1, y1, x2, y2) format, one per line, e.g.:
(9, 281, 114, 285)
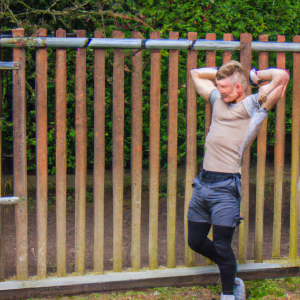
(250, 68, 290, 110)
(190, 68, 218, 101)
(240, 68, 290, 156)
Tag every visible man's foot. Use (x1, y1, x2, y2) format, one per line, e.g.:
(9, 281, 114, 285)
(220, 293, 235, 300)
(233, 277, 245, 300)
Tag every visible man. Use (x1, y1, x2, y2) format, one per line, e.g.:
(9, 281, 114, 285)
(187, 61, 289, 300)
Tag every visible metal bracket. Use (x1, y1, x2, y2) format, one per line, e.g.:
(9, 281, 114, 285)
(0, 62, 21, 70)
(0, 196, 24, 205)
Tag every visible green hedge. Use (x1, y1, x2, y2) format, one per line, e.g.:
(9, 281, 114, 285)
(0, 0, 298, 172)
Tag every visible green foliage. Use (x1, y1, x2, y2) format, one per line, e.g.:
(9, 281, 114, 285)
(23, 278, 300, 299)
(0, 0, 298, 172)
(246, 279, 286, 299)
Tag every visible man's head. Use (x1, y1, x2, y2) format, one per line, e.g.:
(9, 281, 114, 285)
(215, 61, 248, 103)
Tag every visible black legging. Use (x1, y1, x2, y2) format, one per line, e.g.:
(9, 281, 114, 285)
(188, 220, 236, 295)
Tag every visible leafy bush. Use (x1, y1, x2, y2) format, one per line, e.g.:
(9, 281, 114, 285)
(0, 0, 298, 172)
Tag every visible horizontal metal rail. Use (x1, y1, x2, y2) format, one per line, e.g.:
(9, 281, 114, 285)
(0, 196, 24, 205)
(1, 37, 300, 51)
(0, 62, 20, 70)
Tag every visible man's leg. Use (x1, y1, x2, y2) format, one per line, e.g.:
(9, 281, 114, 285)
(188, 221, 216, 261)
(188, 221, 236, 295)
(213, 225, 236, 295)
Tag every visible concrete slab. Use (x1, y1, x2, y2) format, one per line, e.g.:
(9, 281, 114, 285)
(0, 262, 299, 299)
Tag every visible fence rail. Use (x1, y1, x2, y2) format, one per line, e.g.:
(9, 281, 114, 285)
(0, 28, 300, 291)
(2, 37, 300, 51)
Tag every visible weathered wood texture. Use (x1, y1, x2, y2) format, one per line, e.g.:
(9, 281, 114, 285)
(75, 30, 87, 275)
(112, 31, 125, 272)
(55, 28, 67, 277)
(149, 31, 161, 270)
(239, 33, 252, 264)
(93, 30, 105, 274)
(131, 31, 143, 271)
(35, 28, 48, 279)
(12, 28, 28, 280)
(272, 35, 286, 259)
(184, 32, 197, 267)
(223, 34, 233, 64)
(167, 31, 179, 269)
(289, 35, 300, 259)
(254, 35, 269, 263)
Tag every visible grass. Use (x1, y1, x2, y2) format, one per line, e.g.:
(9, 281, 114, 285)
(25, 278, 300, 300)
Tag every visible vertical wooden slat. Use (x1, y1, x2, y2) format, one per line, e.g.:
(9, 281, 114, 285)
(223, 34, 233, 64)
(75, 30, 87, 275)
(35, 28, 48, 279)
(12, 28, 28, 280)
(167, 31, 179, 269)
(93, 30, 105, 273)
(204, 33, 216, 137)
(184, 32, 197, 267)
(239, 33, 252, 264)
(272, 35, 286, 259)
(289, 36, 300, 259)
(112, 30, 125, 272)
(0, 45, 4, 281)
(149, 31, 161, 270)
(254, 35, 269, 263)
(131, 31, 143, 271)
(56, 28, 67, 276)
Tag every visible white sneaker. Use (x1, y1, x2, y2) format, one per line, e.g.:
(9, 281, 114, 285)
(220, 293, 235, 300)
(233, 277, 245, 300)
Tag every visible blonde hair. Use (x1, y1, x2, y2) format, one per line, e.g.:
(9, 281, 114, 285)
(216, 61, 248, 94)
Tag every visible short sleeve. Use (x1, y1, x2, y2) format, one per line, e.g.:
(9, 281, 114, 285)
(210, 89, 221, 107)
(242, 93, 260, 117)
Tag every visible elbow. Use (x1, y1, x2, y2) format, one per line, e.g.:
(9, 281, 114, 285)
(276, 69, 290, 85)
(190, 68, 200, 78)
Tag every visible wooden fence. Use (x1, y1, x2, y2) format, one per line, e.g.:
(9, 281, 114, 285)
(0, 28, 300, 283)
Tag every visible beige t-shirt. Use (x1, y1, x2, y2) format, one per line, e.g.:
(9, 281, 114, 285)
(203, 90, 260, 173)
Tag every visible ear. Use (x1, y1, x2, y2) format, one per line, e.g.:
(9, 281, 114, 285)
(235, 83, 243, 97)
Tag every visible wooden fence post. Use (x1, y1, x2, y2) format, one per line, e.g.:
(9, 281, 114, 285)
(223, 34, 233, 64)
(254, 35, 269, 263)
(35, 28, 48, 278)
(131, 31, 143, 271)
(149, 31, 161, 270)
(12, 28, 28, 280)
(93, 30, 105, 274)
(239, 33, 252, 264)
(167, 31, 179, 269)
(289, 35, 300, 259)
(272, 35, 286, 259)
(184, 32, 197, 267)
(56, 28, 67, 276)
(112, 30, 125, 272)
(75, 30, 87, 275)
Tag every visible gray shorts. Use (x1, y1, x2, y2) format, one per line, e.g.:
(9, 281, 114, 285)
(187, 172, 243, 227)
